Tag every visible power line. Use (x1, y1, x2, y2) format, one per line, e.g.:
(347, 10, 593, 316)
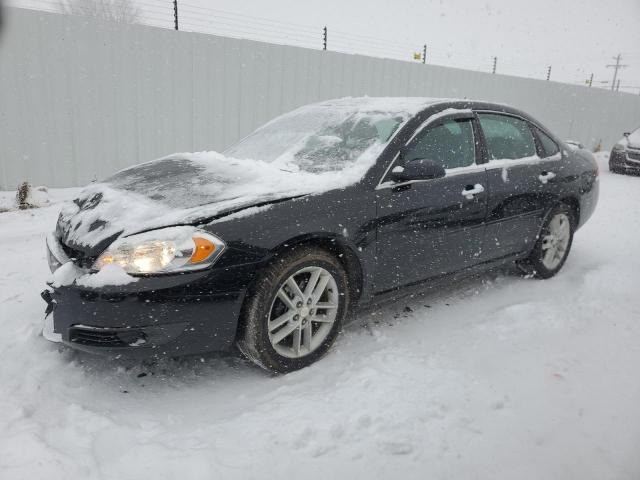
(7, 0, 640, 87)
(606, 54, 628, 92)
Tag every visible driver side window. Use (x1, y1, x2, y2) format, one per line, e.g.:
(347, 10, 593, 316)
(404, 118, 476, 170)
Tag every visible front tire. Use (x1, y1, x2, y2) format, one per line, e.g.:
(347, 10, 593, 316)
(237, 246, 349, 373)
(523, 205, 575, 279)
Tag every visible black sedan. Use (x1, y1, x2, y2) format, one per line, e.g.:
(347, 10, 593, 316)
(609, 126, 640, 174)
(43, 97, 599, 372)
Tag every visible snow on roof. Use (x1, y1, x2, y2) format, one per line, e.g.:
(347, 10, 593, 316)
(310, 96, 452, 113)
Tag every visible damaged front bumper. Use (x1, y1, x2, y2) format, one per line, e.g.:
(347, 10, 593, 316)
(41, 235, 257, 358)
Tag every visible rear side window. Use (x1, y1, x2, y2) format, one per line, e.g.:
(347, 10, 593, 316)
(403, 118, 476, 169)
(535, 128, 560, 157)
(478, 113, 536, 160)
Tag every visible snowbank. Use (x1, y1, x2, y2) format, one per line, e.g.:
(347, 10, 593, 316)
(0, 186, 80, 212)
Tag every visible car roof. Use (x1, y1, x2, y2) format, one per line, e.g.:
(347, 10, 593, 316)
(311, 96, 457, 115)
(312, 96, 531, 120)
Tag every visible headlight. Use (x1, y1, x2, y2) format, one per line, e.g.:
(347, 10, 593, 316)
(93, 227, 225, 274)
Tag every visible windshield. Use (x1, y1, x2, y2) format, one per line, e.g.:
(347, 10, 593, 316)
(224, 105, 404, 173)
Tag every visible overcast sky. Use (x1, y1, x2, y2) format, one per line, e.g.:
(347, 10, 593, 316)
(9, 0, 640, 92)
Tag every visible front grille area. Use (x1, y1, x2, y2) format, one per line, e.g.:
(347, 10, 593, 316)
(627, 149, 640, 162)
(69, 326, 147, 347)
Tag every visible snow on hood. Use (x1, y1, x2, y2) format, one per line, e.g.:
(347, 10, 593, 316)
(57, 97, 443, 251)
(57, 152, 374, 250)
(626, 128, 640, 149)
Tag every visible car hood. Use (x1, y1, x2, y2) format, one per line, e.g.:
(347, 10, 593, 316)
(56, 151, 376, 254)
(623, 129, 640, 149)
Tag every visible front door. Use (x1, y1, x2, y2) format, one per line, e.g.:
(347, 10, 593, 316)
(374, 116, 488, 293)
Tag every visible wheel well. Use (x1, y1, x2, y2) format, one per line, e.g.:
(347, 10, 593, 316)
(560, 197, 580, 225)
(268, 236, 364, 306)
(233, 236, 364, 343)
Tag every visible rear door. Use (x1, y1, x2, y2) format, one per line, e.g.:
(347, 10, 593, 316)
(374, 114, 488, 292)
(477, 112, 560, 260)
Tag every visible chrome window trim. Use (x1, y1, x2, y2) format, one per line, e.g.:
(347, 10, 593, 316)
(376, 109, 563, 191)
(476, 109, 563, 161)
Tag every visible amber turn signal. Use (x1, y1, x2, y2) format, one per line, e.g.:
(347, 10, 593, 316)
(190, 236, 216, 264)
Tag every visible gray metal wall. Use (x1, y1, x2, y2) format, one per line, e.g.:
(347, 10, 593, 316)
(1, 7, 639, 189)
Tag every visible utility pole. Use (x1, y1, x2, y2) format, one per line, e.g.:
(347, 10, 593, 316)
(588, 73, 593, 87)
(492, 56, 497, 74)
(422, 44, 427, 64)
(173, 0, 179, 30)
(616, 79, 621, 92)
(546, 66, 551, 81)
(323, 26, 327, 51)
(606, 54, 628, 91)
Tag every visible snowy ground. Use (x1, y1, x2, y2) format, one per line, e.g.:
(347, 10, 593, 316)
(1, 153, 639, 480)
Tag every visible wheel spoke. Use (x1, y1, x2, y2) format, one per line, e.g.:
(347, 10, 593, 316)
(271, 321, 298, 345)
(310, 275, 331, 305)
(311, 314, 335, 323)
(543, 246, 557, 266)
(558, 223, 570, 241)
(302, 322, 312, 351)
(268, 310, 296, 332)
(292, 327, 302, 355)
(277, 288, 296, 310)
(303, 268, 322, 298)
(314, 301, 338, 310)
(286, 277, 305, 300)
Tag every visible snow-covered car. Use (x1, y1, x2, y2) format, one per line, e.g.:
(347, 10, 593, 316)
(609, 127, 640, 174)
(42, 97, 599, 372)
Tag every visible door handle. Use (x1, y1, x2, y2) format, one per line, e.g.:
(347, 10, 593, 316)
(462, 184, 485, 200)
(538, 171, 556, 184)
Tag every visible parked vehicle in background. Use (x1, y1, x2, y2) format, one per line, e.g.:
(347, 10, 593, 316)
(609, 127, 640, 174)
(42, 97, 599, 373)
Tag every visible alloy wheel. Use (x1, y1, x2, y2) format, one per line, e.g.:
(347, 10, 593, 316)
(267, 266, 339, 358)
(541, 212, 571, 270)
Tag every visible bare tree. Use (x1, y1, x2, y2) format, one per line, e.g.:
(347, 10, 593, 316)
(58, 0, 142, 24)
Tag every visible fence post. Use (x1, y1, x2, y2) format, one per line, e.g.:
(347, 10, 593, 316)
(173, 0, 179, 30)
(323, 26, 327, 50)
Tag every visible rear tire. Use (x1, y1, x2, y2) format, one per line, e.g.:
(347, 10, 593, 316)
(237, 246, 349, 373)
(522, 204, 575, 279)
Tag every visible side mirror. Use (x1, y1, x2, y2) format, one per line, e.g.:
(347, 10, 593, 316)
(623, 132, 630, 137)
(391, 158, 446, 182)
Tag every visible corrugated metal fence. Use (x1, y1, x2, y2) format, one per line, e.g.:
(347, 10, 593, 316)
(1, 7, 639, 189)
